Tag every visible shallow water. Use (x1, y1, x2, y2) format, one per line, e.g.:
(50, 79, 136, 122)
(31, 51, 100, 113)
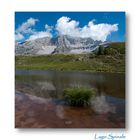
(15, 70, 125, 128)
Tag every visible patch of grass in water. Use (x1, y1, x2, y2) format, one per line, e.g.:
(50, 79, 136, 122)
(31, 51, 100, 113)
(63, 87, 96, 107)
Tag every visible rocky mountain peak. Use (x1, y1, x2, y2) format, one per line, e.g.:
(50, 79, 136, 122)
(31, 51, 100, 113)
(15, 35, 105, 55)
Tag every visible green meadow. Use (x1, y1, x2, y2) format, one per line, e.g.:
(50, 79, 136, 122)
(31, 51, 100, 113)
(15, 42, 125, 73)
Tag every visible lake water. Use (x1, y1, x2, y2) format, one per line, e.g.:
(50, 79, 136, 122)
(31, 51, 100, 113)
(15, 70, 125, 128)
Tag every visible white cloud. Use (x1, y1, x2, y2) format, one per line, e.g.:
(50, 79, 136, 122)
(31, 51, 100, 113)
(15, 33, 24, 41)
(15, 18, 53, 41)
(15, 16, 119, 42)
(15, 17, 39, 41)
(56, 16, 118, 41)
(45, 24, 53, 31)
(16, 17, 38, 34)
(56, 16, 80, 37)
(28, 31, 52, 40)
(28, 24, 53, 40)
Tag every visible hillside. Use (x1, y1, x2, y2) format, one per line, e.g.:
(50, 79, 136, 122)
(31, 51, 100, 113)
(15, 42, 125, 73)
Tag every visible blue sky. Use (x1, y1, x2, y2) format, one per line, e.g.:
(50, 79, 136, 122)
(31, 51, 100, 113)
(15, 12, 125, 42)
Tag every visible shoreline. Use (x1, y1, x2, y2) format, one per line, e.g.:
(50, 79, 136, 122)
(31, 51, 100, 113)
(15, 68, 125, 74)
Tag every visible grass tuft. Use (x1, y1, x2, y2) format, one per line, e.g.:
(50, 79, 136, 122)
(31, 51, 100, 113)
(63, 87, 96, 106)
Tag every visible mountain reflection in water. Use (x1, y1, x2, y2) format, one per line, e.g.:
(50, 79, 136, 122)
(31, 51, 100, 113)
(15, 70, 125, 128)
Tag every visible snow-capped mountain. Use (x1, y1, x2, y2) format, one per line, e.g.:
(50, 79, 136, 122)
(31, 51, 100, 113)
(15, 35, 106, 55)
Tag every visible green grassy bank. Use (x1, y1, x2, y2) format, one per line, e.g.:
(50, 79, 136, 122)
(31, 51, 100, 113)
(15, 42, 125, 73)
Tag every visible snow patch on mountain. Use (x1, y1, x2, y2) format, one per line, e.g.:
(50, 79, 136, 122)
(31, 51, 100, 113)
(37, 46, 57, 55)
(69, 49, 91, 54)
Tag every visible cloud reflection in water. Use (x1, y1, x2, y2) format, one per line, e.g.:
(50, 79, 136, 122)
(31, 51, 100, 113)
(91, 94, 116, 114)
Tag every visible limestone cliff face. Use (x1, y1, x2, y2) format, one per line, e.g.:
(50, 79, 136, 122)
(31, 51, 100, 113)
(15, 35, 105, 55)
